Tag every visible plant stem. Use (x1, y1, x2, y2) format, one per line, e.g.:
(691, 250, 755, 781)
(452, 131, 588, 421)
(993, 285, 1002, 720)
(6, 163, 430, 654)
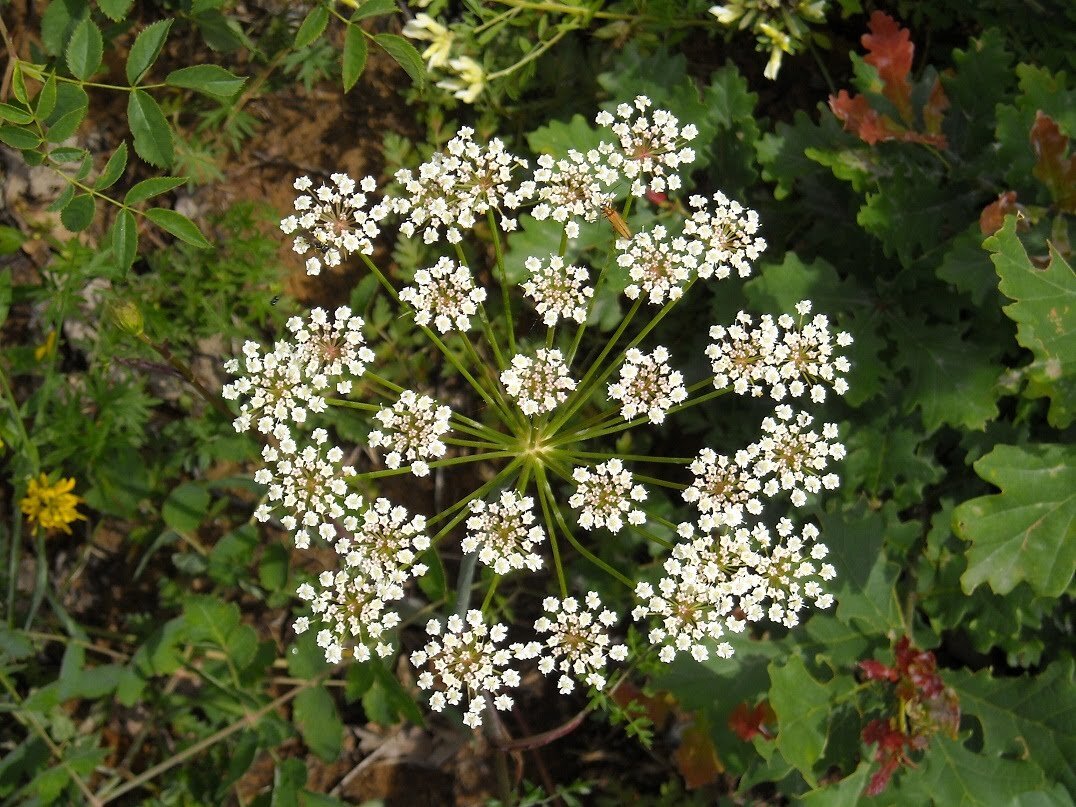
(534, 467, 568, 597)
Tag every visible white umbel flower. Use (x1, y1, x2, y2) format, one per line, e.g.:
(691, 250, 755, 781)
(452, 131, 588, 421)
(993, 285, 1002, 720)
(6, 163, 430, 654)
(500, 349, 576, 416)
(682, 447, 764, 526)
(410, 610, 520, 728)
(253, 428, 361, 550)
(607, 346, 688, 424)
(748, 406, 844, 507)
(286, 306, 374, 393)
(389, 127, 528, 243)
(521, 255, 593, 327)
(223, 339, 323, 437)
(332, 497, 430, 585)
(296, 565, 403, 664)
(368, 391, 452, 477)
(400, 257, 487, 333)
(280, 174, 387, 275)
(514, 592, 628, 694)
(530, 150, 616, 232)
(594, 95, 698, 196)
(569, 459, 647, 533)
(463, 491, 545, 574)
(616, 226, 698, 305)
(683, 192, 767, 279)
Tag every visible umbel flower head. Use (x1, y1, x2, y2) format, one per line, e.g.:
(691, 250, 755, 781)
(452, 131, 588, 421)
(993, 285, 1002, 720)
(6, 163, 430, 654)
(607, 346, 688, 424)
(20, 474, 85, 535)
(369, 391, 452, 477)
(501, 349, 576, 416)
(464, 491, 546, 574)
(401, 257, 487, 333)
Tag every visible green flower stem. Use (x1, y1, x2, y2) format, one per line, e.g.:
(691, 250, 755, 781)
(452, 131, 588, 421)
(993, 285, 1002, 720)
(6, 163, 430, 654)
(454, 552, 480, 616)
(631, 473, 686, 491)
(549, 297, 643, 434)
(364, 371, 404, 394)
(429, 458, 523, 533)
(359, 253, 401, 302)
(687, 375, 716, 394)
(481, 574, 501, 611)
(450, 418, 513, 444)
(555, 385, 731, 445)
(326, 398, 382, 412)
(636, 525, 674, 550)
(136, 334, 233, 419)
(648, 514, 683, 533)
(545, 325, 555, 349)
(352, 450, 516, 483)
(538, 474, 633, 588)
(486, 25, 573, 83)
(486, 210, 516, 355)
(558, 224, 569, 257)
(477, 305, 508, 371)
(444, 437, 506, 450)
(563, 449, 693, 464)
(456, 330, 519, 428)
(534, 466, 568, 598)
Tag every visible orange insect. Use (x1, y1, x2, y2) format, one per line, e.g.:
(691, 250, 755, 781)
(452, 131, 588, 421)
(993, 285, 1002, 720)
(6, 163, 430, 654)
(601, 204, 633, 239)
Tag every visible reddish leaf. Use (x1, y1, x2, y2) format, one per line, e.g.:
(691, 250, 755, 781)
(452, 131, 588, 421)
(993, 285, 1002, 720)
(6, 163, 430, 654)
(610, 680, 675, 729)
(728, 700, 776, 741)
(980, 191, 1020, 234)
(674, 722, 724, 789)
(829, 90, 897, 145)
(859, 659, 899, 682)
(1030, 111, 1076, 211)
(862, 11, 915, 119)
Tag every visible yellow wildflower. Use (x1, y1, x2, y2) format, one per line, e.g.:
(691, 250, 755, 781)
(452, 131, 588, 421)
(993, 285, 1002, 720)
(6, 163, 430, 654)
(20, 474, 86, 535)
(34, 330, 56, 361)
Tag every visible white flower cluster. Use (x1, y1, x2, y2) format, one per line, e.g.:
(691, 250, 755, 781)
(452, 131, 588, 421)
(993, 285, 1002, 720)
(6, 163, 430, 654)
(521, 255, 593, 326)
(530, 151, 617, 236)
(411, 610, 520, 728)
(295, 567, 402, 664)
(500, 349, 576, 416)
(400, 257, 487, 333)
(751, 406, 844, 507)
(682, 448, 763, 526)
(332, 498, 430, 585)
(223, 307, 372, 437)
(280, 174, 387, 276)
(616, 226, 698, 305)
(390, 128, 528, 244)
(569, 459, 647, 533)
(607, 346, 687, 424)
(369, 391, 451, 477)
(683, 192, 767, 279)
(253, 429, 360, 550)
(633, 517, 835, 662)
(707, 301, 853, 401)
(514, 593, 628, 694)
(463, 491, 545, 574)
(595, 96, 698, 196)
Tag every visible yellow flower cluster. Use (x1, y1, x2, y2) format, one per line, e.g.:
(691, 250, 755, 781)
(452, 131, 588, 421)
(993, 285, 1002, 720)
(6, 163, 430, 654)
(19, 474, 86, 535)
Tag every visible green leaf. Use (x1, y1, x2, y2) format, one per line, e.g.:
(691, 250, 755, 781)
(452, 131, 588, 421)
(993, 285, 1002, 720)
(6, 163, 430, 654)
(527, 113, 608, 160)
(950, 660, 1075, 792)
(47, 184, 76, 213)
(342, 25, 368, 93)
(953, 443, 1076, 597)
(293, 685, 343, 762)
(273, 757, 307, 807)
(801, 761, 871, 805)
(44, 105, 87, 143)
(987, 216, 1076, 428)
(97, 0, 136, 21)
(843, 424, 942, 510)
(124, 175, 185, 205)
(936, 224, 998, 305)
(36, 75, 57, 119)
(259, 542, 289, 592)
(0, 269, 11, 329)
(50, 145, 88, 164)
(65, 17, 103, 80)
(287, 630, 327, 678)
(183, 595, 240, 647)
(94, 142, 128, 190)
(165, 64, 246, 99)
(373, 33, 427, 85)
(127, 89, 174, 168)
(294, 5, 330, 48)
(41, 0, 87, 57)
(768, 656, 830, 787)
(162, 482, 210, 533)
(60, 193, 96, 232)
(0, 126, 41, 149)
(126, 19, 173, 85)
(350, 0, 396, 20)
(144, 207, 211, 248)
(111, 209, 137, 271)
(0, 102, 33, 124)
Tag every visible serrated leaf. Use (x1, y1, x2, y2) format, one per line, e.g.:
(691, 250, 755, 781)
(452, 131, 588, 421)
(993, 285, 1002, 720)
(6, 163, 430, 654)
(293, 686, 343, 762)
(36, 75, 57, 119)
(124, 175, 185, 205)
(144, 207, 211, 248)
(953, 443, 1076, 597)
(768, 656, 830, 787)
(45, 105, 87, 143)
(894, 735, 1045, 805)
(47, 184, 76, 212)
(60, 193, 95, 232)
(0, 126, 41, 149)
(0, 102, 33, 124)
(126, 19, 173, 85)
(97, 0, 135, 21)
(50, 145, 88, 164)
(294, 5, 329, 48)
(950, 660, 1075, 792)
(373, 33, 427, 85)
(342, 25, 368, 92)
(987, 216, 1076, 427)
(41, 0, 86, 57)
(94, 142, 128, 190)
(66, 17, 103, 80)
(165, 64, 246, 99)
(350, 0, 396, 20)
(111, 209, 137, 270)
(127, 90, 174, 167)
(183, 595, 240, 646)
(163, 482, 210, 533)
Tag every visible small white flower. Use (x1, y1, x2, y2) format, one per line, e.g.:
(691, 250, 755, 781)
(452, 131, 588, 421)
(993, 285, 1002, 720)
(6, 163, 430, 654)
(437, 56, 486, 104)
(501, 349, 576, 416)
(521, 255, 593, 327)
(400, 257, 487, 333)
(463, 491, 545, 574)
(569, 459, 647, 533)
(683, 192, 766, 279)
(402, 13, 453, 70)
(594, 95, 697, 196)
(369, 391, 452, 477)
(607, 346, 687, 424)
(682, 447, 764, 526)
(616, 226, 697, 305)
(529, 150, 616, 227)
(746, 408, 844, 506)
(333, 497, 430, 586)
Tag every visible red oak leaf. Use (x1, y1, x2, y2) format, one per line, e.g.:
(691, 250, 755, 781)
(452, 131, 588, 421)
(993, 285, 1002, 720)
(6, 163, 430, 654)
(1030, 111, 1076, 211)
(862, 11, 915, 119)
(980, 191, 1020, 234)
(728, 700, 776, 742)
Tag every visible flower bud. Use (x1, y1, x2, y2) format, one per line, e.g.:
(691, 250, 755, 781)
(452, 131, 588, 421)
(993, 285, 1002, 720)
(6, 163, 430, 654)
(109, 300, 144, 337)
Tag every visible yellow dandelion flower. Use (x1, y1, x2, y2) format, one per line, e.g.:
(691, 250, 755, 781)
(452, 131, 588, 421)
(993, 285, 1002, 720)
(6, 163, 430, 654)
(19, 474, 86, 535)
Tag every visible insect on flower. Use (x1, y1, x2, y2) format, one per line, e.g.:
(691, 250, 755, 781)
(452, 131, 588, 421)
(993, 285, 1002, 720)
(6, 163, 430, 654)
(601, 204, 633, 239)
